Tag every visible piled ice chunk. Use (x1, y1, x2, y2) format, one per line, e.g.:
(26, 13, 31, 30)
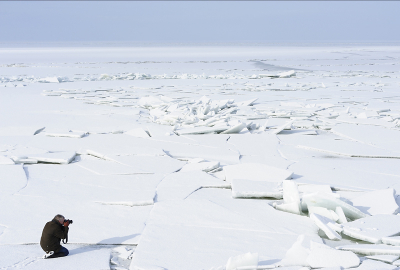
(138, 95, 264, 134)
(302, 192, 368, 220)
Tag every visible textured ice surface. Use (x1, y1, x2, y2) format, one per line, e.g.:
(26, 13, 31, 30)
(3, 45, 400, 269)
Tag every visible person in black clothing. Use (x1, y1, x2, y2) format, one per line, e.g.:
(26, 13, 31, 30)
(40, 214, 70, 259)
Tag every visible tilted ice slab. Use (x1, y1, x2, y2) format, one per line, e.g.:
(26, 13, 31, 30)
(302, 192, 368, 220)
(231, 179, 282, 199)
(350, 188, 399, 215)
(310, 213, 342, 241)
(223, 163, 293, 183)
(337, 244, 400, 256)
(341, 214, 400, 244)
(0, 244, 111, 270)
(275, 180, 302, 215)
(308, 206, 340, 223)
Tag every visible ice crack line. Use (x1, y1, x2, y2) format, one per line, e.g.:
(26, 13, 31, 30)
(13, 165, 29, 195)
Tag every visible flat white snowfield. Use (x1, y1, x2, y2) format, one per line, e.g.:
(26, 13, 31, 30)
(1, 44, 400, 270)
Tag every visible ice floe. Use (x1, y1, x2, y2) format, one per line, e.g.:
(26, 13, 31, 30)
(223, 163, 293, 183)
(231, 179, 282, 199)
(337, 244, 400, 256)
(341, 214, 400, 244)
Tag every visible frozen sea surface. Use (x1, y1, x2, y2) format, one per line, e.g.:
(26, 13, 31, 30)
(1, 44, 400, 270)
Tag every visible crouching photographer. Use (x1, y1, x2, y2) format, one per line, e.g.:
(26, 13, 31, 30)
(40, 214, 73, 259)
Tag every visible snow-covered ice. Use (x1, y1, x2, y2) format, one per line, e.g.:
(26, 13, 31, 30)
(2, 45, 400, 269)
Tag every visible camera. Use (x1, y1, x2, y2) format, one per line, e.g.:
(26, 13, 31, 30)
(65, 219, 73, 224)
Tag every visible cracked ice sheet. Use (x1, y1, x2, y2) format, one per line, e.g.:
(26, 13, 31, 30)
(0, 244, 110, 270)
(287, 156, 400, 191)
(107, 154, 185, 175)
(27, 134, 165, 156)
(228, 134, 294, 169)
(278, 131, 400, 159)
(0, 195, 152, 245)
(0, 164, 161, 244)
(77, 157, 151, 175)
(131, 188, 319, 270)
(155, 171, 229, 202)
(0, 165, 27, 195)
(24, 162, 163, 204)
(75, 154, 184, 176)
(331, 123, 400, 153)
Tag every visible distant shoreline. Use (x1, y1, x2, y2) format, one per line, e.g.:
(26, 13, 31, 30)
(1, 41, 400, 49)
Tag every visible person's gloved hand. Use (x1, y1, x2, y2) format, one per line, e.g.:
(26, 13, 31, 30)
(63, 220, 69, 227)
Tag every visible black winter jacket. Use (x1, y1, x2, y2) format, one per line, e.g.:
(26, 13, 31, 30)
(40, 219, 69, 253)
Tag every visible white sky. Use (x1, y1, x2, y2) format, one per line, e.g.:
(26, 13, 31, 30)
(1, 1, 399, 44)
